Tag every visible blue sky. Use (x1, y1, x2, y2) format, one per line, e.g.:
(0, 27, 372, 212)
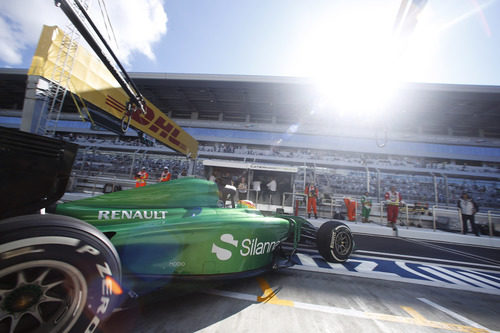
(1, 0, 499, 86)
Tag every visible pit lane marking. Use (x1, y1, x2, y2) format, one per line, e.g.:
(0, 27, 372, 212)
(256, 277, 293, 306)
(205, 278, 493, 333)
(291, 263, 500, 296)
(417, 298, 493, 332)
(402, 306, 428, 322)
(354, 251, 500, 270)
(291, 253, 500, 296)
(405, 238, 500, 266)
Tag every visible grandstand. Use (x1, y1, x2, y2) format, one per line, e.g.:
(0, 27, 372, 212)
(1, 68, 499, 230)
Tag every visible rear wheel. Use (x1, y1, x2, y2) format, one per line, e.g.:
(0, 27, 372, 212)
(0, 214, 122, 333)
(316, 221, 353, 263)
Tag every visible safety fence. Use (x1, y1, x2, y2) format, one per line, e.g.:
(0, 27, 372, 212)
(280, 192, 499, 237)
(67, 173, 136, 195)
(431, 205, 500, 237)
(431, 206, 461, 232)
(481, 211, 500, 236)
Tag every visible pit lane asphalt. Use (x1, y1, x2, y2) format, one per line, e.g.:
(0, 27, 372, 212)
(352, 233, 500, 268)
(102, 229, 500, 333)
(102, 269, 500, 333)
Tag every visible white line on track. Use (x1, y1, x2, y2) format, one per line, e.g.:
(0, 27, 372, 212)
(290, 264, 500, 296)
(206, 287, 498, 332)
(417, 297, 499, 333)
(206, 289, 257, 302)
(458, 270, 500, 289)
(295, 253, 318, 267)
(404, 238, 500, 266)
(353, 253, 500, 277)
(354, 250, 500, 270)
(421, 266, 498, 289)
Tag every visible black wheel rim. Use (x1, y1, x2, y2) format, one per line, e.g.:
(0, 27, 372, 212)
(333, 230, 351, 256)
(0, 261, 87, 333)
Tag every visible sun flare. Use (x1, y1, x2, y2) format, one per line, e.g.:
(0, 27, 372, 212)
(292, 2, 435, 123)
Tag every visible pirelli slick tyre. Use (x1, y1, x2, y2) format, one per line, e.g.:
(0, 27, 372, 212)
(316, 221, 353, 263)
(0, 214, 122, 333)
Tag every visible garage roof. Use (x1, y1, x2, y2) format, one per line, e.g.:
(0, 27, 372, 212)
(1, 68, 500, 138)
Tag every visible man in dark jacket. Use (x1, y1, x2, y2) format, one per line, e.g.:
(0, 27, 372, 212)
(457, 193, 479, 236)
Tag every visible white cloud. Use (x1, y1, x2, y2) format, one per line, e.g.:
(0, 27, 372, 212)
(0, 1, 67, 65)
(89, 0, 167, 66)
(0, 0, 167, 67)
(0, 17, 24, 64)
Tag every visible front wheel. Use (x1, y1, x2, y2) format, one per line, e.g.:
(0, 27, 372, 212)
(316, 221, 353, 263)
(0, 214, 122, 333)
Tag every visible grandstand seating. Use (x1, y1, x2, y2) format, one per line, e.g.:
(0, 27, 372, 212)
(58, 132, 500, 211)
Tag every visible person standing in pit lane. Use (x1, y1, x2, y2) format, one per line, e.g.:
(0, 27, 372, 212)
(305, 183, 319, 219)
(237, 176, 248, 201)
(457, 192, 480, 236)
(134, 167, 149, 187)
(159, 166, 171, 182)
(266, 177, 277, 204)
(220, 172, 236, 208)
(361, 191, 372, 223)
(343, 196, 357, 221)
(385, 185, 402, 230)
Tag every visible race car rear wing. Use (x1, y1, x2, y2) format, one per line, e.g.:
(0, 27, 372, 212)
(0, 126, 78, 219)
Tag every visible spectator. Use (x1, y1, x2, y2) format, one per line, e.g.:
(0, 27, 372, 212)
(457, 193, 480, 236)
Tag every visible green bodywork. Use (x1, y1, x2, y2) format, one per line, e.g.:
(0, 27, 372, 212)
(56, 178, 292, 278)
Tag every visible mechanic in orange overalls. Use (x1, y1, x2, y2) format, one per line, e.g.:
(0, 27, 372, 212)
(159, 166, 171, 182)
(134, 167, 149, 187)
(343, 196, 357, 221)
(305, 183, 319, 219)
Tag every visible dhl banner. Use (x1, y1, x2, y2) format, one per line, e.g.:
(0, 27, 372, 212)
(28, 25, 198, 158)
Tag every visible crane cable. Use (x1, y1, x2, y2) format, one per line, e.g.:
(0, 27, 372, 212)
(97, 0, 119, 51)
(95, 0, 132, 132)
(56, 0, 146, 134)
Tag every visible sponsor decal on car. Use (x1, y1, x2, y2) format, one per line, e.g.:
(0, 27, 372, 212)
(97, 210, 168, 220)
(211, 233, 280, 261)
(78, 243, 122, 333)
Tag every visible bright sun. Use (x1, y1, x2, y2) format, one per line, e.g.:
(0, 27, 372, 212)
(292, 2, 435, 123)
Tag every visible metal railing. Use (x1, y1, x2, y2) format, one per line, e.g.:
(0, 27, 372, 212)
(476, 211, 500, 237)
(487, 211, 500, 236)
(65, 176, 500, 238)
(69, 173, 137, 195)
(432, 206, 461, 233)
(432, 205, 499, 236)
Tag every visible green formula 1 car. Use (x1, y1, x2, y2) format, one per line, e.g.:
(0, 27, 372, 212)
(0, 127, 353, 333)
